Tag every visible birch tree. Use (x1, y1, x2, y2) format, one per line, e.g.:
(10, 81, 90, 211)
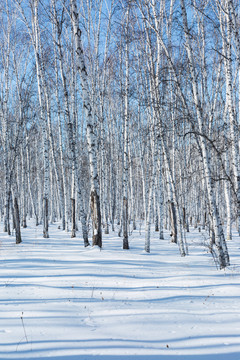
(122, 3, 130, 250)
(71, 0, 102, 247)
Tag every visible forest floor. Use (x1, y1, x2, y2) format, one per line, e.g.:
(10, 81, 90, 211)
(0, 220, 240, 359)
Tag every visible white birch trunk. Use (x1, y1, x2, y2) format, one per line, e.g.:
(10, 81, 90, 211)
(71, 0, 102, 247)
(222, 2, 240, 235)
(26, 134, 38, 225)
(145, 122, 157, 253)
(122, 5, 130, 249)
(2, 16, 11, 235)
(224, 147, 232, 240)
(32, 0, 49, 238)
(21, 144, 27, 228)
(52, 10, 67, 231)
(129, 141, 136, 231)
(158, 144, 164, 240)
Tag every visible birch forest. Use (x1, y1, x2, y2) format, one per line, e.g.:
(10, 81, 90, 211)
(1, 0, 240, 270)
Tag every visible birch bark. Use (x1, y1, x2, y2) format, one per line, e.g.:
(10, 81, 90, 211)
(221, 1, 240, 235)
(71, 0, 102, 247)
(1, 6, 11, 235)
(30, 0, 50, 238)
(122, 4, 130, 250)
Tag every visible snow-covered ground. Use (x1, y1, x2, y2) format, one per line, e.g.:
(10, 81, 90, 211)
(0, 221, 240, 360)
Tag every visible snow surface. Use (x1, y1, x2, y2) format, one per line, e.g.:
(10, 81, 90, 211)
(1, 221, 240, 360)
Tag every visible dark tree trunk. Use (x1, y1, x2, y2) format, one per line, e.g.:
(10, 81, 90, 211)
(43, 197, 49, 238)
(14, 197, 22, 244)
(168, 200, 177, 243)
(123, 196, 129, 249)
(155, 212, 159, 232)
(91, 190, 102, 247)
(71, 198, 76, 238)
(11, 195, 16, 231)
(4, 191, 11, 235)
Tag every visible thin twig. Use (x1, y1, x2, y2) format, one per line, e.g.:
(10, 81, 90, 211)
(20, 312, 28, 343)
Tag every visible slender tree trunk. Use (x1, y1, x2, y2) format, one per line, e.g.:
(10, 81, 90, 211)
(224, 147, 232, 240)
(14, 197, 22, 244)
(43, 197, 48, 238)
(32, 0, 49, 238)
(122, 5, 130, 250)
(222, 3, 240, 235)
(145, 123, 157, 253)
(21, 145, 27, 228)
(71, 0, 102, 247)
(71, 198, 76, 238)
(158, 144, 164, 240)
